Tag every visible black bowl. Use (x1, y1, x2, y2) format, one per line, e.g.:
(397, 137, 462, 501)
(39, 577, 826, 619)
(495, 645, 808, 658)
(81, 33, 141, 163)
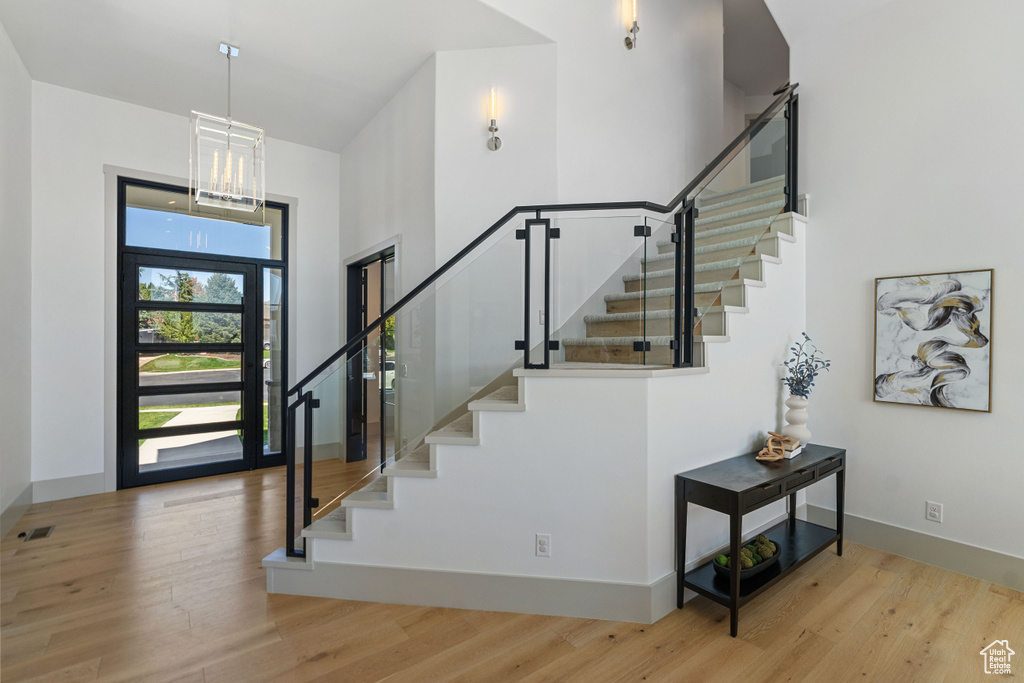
(711, 539, 781, 580)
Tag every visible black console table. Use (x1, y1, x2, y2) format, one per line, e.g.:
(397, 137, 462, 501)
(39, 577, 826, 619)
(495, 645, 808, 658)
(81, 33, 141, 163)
(675, 444, 845, 636)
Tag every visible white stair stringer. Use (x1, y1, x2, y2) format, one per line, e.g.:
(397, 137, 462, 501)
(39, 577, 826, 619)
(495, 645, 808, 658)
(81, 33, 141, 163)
(264, 213, 808, 623)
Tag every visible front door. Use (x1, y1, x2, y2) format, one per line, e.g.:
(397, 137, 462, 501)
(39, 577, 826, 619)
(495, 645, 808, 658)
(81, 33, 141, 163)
(121, 253, 265, 487)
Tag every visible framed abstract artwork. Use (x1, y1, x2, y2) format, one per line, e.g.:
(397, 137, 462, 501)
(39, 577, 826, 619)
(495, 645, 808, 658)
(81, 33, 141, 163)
(874, 269, 992, 412)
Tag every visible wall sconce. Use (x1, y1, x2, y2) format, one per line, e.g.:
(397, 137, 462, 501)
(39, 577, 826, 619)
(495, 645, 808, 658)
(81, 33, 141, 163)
(624, 0, 639, 50)
(487, 86, 502, 151)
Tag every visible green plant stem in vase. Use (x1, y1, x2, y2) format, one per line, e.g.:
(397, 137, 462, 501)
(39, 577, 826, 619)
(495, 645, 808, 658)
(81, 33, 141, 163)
(781, 333, 830, 444)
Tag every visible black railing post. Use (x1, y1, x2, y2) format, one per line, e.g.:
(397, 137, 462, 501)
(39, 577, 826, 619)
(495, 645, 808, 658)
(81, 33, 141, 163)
(683, 203, 695, 367)
(516, 220, 532, 367)
(672, 212, 684, 367)
(303, 391, 318, 530)
(543, 218, 558, 368)
(285, 395, 303, 557)
(786, 94, 799, 214)
(672, 204, 696, 368)
(519, 215, 554, 369)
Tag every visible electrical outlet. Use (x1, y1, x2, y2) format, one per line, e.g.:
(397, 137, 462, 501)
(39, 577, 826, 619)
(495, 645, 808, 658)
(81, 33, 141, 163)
(535, 533, 551, 557)
(926, 501, 943, 523)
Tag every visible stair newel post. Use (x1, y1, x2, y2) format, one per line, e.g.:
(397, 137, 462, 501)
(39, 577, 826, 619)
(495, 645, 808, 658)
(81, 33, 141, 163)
(285, 394, 303, 557)
(785, 94, 799, 214)
(516, 213, 557, 370)
(671, 206, 696, 368)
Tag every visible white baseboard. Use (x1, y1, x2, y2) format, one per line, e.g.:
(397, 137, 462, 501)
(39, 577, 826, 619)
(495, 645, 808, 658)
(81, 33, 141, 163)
(32, 473, 105, 504)
(805, 504, 1023, 592)
(1, 483, 33, 539)
(264, 510, 797, 623)
(267, 558, 672, 624)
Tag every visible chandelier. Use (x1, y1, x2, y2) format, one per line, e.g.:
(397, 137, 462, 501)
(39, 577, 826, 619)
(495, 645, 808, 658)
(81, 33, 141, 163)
(190, 43, 265, 212)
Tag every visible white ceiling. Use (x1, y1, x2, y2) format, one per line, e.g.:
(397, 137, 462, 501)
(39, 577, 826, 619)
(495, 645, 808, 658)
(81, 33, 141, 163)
(764, 0, 899, 46)
(0, 0, 550, 153)
(723, 0, 789, 96)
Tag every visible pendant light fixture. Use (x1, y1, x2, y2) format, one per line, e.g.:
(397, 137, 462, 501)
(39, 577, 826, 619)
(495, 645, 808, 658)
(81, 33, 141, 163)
(190, 43, 265, 212)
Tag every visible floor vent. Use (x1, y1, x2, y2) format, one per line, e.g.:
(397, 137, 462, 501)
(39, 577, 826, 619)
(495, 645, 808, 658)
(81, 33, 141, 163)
(24, 526, 54, 541)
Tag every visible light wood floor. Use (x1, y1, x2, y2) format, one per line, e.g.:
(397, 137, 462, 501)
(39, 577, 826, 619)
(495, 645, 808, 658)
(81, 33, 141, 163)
(2, 460, 1021, 682)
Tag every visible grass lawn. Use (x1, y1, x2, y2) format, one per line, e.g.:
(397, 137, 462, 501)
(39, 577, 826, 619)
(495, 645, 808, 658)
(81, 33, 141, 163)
(139, 411, 180, 430)
(140, 354, 240, 373)
(138, 410, 179, 445)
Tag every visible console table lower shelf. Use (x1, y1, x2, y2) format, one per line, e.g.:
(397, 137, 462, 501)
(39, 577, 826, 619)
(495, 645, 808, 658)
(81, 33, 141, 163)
(675, 444, 846, 636)
(682, 519, 837, 608)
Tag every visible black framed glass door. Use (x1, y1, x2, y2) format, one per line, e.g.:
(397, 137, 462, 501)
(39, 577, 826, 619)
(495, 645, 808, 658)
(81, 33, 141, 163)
(118, 177, 287, 489)
(121, 253, 263, 487)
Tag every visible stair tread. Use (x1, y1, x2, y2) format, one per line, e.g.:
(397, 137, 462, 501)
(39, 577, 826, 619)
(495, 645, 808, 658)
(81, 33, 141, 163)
(358, 477, 387, 493)
(642, 235, 761, 265)
(624, 255, 761, 281)
(309, 507, 346, 524)
(475, 385, 519, 404)
(676, 216, 778, 247)
(696, 175, 785, 208)
(302, 507, 351, 539)
(387, 449, 434, 475)
(695, 200, 785, 227)
(604, 277, 760, 303)
(393, 451, 430, 467)
(433, 411, 474, 436)
(584, 305, 746, 323)
(562, 334, 728, 346)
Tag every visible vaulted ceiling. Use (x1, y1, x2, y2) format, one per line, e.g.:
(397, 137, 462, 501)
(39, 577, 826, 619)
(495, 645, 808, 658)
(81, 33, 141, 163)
(724, 0, 789, 96)
(0, 0, 549, 153)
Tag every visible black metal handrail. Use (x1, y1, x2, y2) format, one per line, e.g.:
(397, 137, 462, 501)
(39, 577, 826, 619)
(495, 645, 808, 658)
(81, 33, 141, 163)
(288, 83, 798, 399)
(283, 81, 799, 557)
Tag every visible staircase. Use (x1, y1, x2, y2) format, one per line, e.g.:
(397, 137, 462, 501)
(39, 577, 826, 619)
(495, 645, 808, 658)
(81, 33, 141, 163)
(298, 175, 803, 548)
(563, 175, 789, 365)
(267, 85, 805, 622)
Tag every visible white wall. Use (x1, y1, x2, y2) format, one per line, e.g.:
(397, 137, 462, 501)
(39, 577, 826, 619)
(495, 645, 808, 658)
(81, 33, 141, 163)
(30, 82, 340, 491)
(479, 0, 725, 204)
(783, 0, 1024, 558)
(434, 44, 557, 266)
(339, 57, 436, 298)
(0, 22, 33, 516)
(433, 44, 557, 420)
(338, 58, 437, 459)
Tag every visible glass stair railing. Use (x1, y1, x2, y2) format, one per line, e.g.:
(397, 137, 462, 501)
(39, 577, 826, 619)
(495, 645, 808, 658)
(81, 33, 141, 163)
(284, 83, 801, 556)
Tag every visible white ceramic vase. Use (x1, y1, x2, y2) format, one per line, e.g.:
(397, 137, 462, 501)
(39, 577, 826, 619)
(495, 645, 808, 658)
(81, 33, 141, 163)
(781, 395, 811, 444)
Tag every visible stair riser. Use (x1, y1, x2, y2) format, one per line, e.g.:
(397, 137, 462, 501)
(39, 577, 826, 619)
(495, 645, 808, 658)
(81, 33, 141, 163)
(564, 345, 674, 365)
(564, 343, 707, 366)
(625, 267, 742, 293)
(605, 291, 722, 314)
(586, 318, 705, 338)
